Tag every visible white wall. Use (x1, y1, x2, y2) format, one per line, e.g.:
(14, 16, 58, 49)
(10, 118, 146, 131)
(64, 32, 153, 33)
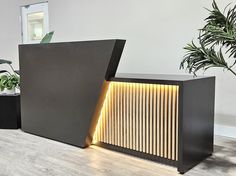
(0, 1, 21, 69)
(5, 0, 236, 133)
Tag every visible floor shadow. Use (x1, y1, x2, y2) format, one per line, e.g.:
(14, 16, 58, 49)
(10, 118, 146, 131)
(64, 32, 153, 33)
(200, 145, 236, 173)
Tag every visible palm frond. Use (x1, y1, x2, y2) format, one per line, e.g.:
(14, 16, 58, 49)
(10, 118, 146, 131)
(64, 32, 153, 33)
(0, 59, 12, 65)
(180, 41, 229, 75)
(181, 0, 236, 77)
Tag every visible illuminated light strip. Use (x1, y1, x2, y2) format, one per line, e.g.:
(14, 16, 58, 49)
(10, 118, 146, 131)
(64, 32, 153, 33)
(92, 82, 111, 144)
(93, 81, 179, 161)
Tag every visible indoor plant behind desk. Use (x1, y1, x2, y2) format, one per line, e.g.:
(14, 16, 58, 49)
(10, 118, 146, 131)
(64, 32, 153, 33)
(0, 59, 20, 95)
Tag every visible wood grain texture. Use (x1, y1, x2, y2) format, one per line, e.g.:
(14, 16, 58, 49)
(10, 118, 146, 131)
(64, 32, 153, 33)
(93, 82, 179, 161)
(0, 130, 235, 176)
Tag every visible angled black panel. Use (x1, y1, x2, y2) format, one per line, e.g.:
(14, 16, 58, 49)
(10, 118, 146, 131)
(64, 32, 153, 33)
(19, 39, 125, 147)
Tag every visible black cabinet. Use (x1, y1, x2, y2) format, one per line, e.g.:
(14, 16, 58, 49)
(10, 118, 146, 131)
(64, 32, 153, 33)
(93, 73, 215, 174)
(0, 94, 21, 129)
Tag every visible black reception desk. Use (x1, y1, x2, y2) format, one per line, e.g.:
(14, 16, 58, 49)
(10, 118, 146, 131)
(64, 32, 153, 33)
(19, 40, 215, 174)
(94, 73, 215, 174)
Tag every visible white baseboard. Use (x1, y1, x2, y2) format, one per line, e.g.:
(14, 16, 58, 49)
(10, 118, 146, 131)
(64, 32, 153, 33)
(215, 124, 236, 138)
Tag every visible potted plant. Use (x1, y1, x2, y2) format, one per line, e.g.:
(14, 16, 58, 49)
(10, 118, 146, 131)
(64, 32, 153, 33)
(0, 59, 20, 94)
(3, 75, 20, 94)
(180, 0, 236, 76)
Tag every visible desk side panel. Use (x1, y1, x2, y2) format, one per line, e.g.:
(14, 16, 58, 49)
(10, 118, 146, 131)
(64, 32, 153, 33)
(178, 77, 215, 173)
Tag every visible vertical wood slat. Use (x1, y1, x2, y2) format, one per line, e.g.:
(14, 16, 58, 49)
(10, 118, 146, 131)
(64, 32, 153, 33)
(153, 85, 156, 156)
(168, 86, 172, 160)
(164, 85, 168, 158)
(93, 82, 179, 161)
(130, 83, 133, 150)
(117, 83, 121, 146)
(139, 84, 143, 152)
(146, 84, 149, 153)
(176, 86, 179, 161)
(126, 83, 129, 148)
(143, 84, 146, 153)
(108, 83, 112, 144)
(172, 86, 176, 160)
(160, 85, 164, 157)
(150, 84, 153, 155)
(157, 85, 161, 156)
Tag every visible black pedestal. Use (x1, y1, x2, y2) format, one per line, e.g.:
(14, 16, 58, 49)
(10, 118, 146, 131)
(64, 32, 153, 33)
(0, 94, 21, 129)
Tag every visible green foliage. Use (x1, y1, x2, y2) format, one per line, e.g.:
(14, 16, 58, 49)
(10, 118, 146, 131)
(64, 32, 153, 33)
(180, 0, 236, 76)
(5, 75, 20, 90)
(0, 75, 7, 91)
(0, 59, 12, 65)
(180, 41, 230, 75)
(0, 74, 20, 90)
(40, 31, 54, 44)
(0, 59, 20, 90)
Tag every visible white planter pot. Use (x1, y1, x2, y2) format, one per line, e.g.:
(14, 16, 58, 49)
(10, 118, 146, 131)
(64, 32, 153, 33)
(4, 87, 16, 95)
(0, 89, 4, 95)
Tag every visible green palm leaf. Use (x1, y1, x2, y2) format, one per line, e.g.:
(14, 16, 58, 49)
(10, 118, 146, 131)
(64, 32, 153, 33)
(40, 31, 54, 44)
(181, 0, 236, 77)
(0, 59, 12, 65)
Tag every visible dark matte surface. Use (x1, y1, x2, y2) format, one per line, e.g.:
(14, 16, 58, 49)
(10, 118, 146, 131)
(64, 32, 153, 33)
(19, 40, 125, 148)
(111, 73, 214, 85)
(96, 142, 178, 167)
(0, 94, 21, 129)
(19, 39, 215, 173)
(178, 77, 215, 173)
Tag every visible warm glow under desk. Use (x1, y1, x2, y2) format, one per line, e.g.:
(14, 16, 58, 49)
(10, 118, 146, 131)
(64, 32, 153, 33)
(18, 40, 215, 174)
(93, 73, 215, 174)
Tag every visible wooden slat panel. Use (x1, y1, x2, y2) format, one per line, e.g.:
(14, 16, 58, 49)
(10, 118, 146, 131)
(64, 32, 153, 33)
(93, 82, 179, 161)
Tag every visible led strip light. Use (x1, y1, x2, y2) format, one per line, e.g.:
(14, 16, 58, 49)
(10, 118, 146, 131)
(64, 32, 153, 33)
(93, 81, 179, 161)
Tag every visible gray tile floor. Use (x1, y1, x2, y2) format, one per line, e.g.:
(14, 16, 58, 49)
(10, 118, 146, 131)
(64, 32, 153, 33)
(0, 130, 235, 176)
